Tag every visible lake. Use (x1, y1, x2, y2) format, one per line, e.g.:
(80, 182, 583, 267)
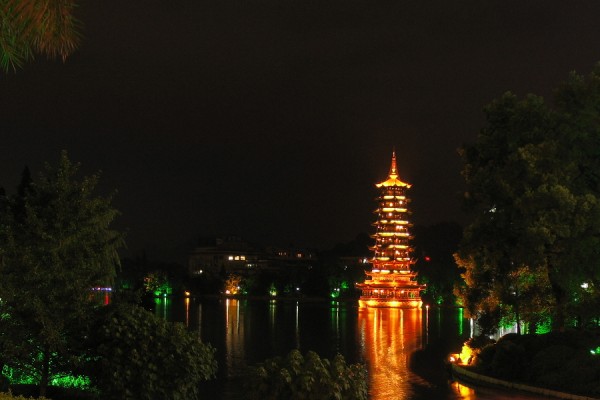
(154, 297, 546, 400)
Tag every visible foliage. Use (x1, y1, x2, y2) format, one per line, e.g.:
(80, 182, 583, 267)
(143, 271, 172, 297)
(470, 331, 600, 396)
(0, 152, 124, 396)
(244, 349, 368, 400)
(0, 392, 48, 400)
(412, 222, 463, 306)
(224, 273, 242, 295)
(118, 255, 187, 299)
(456, 64, 600, 332)
(87, 302, 217, 400)
(0, 0, 81, 71)
(306, 233, 371, 299)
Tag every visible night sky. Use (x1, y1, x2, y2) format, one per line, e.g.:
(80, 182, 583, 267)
(3, 0, 600, 263)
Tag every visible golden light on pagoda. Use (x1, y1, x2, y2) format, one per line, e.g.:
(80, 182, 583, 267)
(356, 149, 424, 308)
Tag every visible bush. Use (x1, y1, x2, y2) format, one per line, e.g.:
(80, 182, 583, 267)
(244, 349, 368, 400)
(490, 337, 526, 380)
(529, 344, 574, 384)
(472, 331, 600, 397)
(0, 392, 48, 400)
(87, 303, 217, 400)
(472, 344, 496, 373)
(5, 385, 93, 400)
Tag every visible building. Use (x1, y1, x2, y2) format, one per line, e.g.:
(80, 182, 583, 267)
(356, 150, 425, 308)
(188, 235, 315, 278)
(187, 236, 263, 278)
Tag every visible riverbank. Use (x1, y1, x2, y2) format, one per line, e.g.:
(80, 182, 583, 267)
(451, 364, 600, 400)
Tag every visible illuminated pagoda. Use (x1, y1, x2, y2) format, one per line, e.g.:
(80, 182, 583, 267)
(357, 150, 424, 308)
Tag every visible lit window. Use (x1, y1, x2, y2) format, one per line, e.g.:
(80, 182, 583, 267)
(228, 256, 234, 261)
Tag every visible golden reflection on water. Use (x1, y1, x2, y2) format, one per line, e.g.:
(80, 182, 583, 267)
(225, 298, 245, 376)
(358, 307, 424, 400)
(450, 381, 476, 399)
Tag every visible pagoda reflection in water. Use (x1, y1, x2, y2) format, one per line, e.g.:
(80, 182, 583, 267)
(357, 150, 425, 308)
(358, 307, 425, 399)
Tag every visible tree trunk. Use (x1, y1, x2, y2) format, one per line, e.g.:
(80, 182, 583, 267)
(39, 346, 50, 398)
(547, 264, 567, 332)
(515, 301, 521, 335)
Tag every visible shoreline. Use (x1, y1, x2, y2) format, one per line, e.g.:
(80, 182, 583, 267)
(451, 364, 600, 400)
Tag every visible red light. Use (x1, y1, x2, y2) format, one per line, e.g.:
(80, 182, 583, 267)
(424, 256, 431, 262)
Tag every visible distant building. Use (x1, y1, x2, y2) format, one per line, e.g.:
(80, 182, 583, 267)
(188, 235, 315, 278)
(356, 150, 425, 308)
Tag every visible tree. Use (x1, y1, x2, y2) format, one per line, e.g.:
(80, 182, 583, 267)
(457, 65, 600, 333)
(1, 0, 81, 71)
(224, 273, 243, 295)
(412, 222, 463, 306)
(244, 349, 368, 400)
(0, 151, 124, 396)
(87, 302, 217, 400)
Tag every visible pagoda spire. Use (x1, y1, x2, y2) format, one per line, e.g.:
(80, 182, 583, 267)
(388, 149, 398, 179)
(376, 148, 411, 188)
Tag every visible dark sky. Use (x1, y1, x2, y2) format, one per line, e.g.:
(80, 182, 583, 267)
(3, 0, 600, 262)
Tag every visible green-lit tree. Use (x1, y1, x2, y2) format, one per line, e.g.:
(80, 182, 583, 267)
(457, 65, 600, 333)
(0, 151, 124, 396)
(0, 0, 81, 71)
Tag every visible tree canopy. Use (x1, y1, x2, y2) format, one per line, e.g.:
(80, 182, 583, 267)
(456, 65, 600, 334)
(87, 302, 217, 400)
(0, 151, 124, 396)
(0, 0, 80, 71)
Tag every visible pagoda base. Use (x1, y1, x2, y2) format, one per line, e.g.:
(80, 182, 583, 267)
(358, 297, 422, 309)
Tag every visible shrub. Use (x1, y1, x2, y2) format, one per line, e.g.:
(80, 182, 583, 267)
(87, 303, 217, 400)
(472, 344, 496, 374)
(0, 392, 48, 400)
(490, 337, 526, 380)
(470, 331, 600, 397)
(529, 344, 573, 385)
(244, 349, 368, 400)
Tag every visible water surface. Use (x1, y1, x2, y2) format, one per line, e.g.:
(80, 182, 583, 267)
(155, 297, 545, 399)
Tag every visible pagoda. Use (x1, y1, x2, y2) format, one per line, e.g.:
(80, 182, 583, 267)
(357, 150, 424, 308)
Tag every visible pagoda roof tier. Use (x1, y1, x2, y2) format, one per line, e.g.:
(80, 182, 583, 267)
(367, 269, 415, 275)
(376, 178, 411, 188)
(357, 278, 423, 287)
(374, 220, 411, 224)
(377, 207, 408, 213)
(373, 219, 409, 225)
(371, 254, 412, 260)
(370, 260, 413, 266)
(371, 244, 406, 249)
(357, 283, 422, 289)
(360, 278, 419, 283)
(372, 255, 412, 261)
(375, 151, 411, 188)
